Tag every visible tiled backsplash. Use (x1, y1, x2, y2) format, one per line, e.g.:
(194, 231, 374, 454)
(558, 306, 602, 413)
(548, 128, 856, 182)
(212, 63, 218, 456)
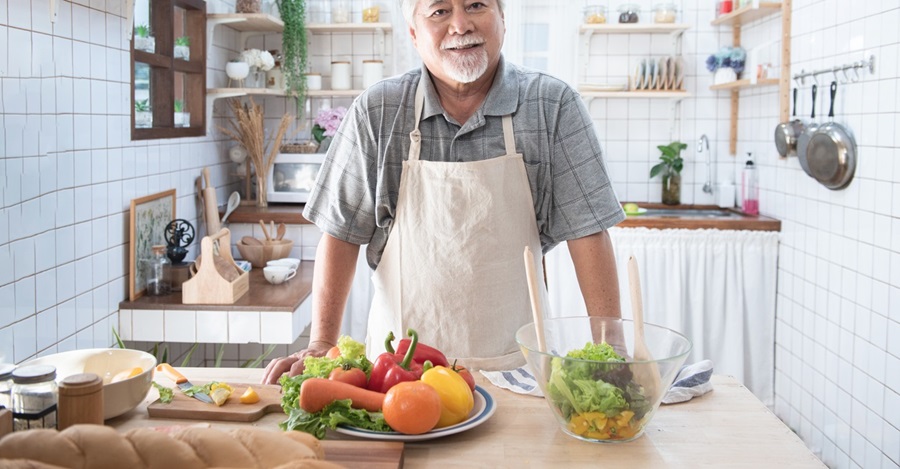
(1, 1, 898, 467)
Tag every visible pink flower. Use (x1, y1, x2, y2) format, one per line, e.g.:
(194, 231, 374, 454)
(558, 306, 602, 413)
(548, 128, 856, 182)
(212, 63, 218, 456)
(312, 107, 348, 142)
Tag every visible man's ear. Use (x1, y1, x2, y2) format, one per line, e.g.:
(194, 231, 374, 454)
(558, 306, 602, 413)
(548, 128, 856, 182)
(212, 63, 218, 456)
(408, 24, 417, 47)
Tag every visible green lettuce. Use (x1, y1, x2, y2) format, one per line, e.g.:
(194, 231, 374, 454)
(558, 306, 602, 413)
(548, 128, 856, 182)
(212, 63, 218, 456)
(280, 399, 390, 439)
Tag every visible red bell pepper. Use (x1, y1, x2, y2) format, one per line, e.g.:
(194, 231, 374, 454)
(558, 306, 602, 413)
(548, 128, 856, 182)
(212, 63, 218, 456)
(394, 335, 450, 368)
(366, 329, 424, 394)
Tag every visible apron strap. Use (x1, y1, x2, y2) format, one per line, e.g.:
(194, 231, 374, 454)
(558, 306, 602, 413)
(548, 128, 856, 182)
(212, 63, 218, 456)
(502, 115, 516, 154)
(408, 75, 427, 162)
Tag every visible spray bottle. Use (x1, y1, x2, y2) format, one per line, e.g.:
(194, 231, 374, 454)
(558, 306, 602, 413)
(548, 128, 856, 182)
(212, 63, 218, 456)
(741, 153, 759, 215)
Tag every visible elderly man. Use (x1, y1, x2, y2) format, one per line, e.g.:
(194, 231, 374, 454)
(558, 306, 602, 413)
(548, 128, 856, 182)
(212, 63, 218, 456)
(262, 0, 624, 384)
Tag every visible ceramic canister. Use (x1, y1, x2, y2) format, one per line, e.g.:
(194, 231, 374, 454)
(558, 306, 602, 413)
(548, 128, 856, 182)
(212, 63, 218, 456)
(362, 60, 383, 89)
(331, 61, 352, 90)
(306, 73, 322, 90)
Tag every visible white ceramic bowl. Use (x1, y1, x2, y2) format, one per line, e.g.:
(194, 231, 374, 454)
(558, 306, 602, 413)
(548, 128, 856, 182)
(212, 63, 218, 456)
(263, 265, 296, 284)
(22, 348, 157, 420)
(266, 257, 300, 270)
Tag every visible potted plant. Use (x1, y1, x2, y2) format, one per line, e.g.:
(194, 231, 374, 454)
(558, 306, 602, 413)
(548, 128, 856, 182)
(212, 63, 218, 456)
(174, 99, 190, 127)
(174, 36, 190, 61)
(276, 0, 308, 110)
(706, 46, 746, 85)
(312, 107, 347, 153)
(650, 141, 687, 205)
(226, 59, 250, 87)
(135, 99, 152, 128)
(134, 24, 155, 53)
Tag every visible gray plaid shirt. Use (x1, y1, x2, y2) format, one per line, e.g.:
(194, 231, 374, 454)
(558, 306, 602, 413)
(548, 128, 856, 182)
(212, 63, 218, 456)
(303, 56, 625, 269)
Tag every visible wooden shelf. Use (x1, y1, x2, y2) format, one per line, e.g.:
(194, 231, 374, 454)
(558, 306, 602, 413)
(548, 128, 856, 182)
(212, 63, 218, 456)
(578, 89, 690, 99)
(207, 13, 284, 32)
(709, 78, 780, 91)
(209, 88, 363, 98)
(711, 3, 782, 26)
(307, 22, 392, 33)
(579, 23, 690, 35)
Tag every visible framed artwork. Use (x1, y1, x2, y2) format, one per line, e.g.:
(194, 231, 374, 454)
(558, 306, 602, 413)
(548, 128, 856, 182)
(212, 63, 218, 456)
(129, 189, 176, 301)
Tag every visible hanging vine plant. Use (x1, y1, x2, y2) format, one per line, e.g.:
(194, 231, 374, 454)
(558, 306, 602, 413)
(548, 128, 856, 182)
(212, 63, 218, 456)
(276, 0, 308, 114)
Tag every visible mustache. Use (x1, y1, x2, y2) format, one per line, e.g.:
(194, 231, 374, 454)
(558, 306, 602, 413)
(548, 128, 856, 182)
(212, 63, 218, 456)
(441, 35, 485, 50)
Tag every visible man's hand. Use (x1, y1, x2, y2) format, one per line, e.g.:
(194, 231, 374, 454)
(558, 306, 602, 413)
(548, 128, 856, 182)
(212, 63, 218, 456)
(261, 340, 335, 385)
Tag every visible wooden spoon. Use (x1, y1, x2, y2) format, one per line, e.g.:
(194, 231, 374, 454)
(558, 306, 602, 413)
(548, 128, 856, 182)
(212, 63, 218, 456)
(241, 236, 262, 246)
(627, 256, 661, 403)
(259, 220, 271, 242)
(276, 223, 286, 241)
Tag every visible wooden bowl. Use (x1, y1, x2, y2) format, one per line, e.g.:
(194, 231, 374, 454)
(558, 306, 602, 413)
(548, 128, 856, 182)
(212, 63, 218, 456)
(236, 239, 293, 268)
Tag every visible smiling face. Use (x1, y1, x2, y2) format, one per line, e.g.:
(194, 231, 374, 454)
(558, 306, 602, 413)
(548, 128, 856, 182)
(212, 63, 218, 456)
(408, 0, 506, 89)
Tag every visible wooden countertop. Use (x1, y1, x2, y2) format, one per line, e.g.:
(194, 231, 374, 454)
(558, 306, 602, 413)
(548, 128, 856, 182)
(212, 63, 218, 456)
(109, 368, 824, 468)
(617, 203, 781, 231)
(118, 262, 314, 312)
(223, 204, 312, 225)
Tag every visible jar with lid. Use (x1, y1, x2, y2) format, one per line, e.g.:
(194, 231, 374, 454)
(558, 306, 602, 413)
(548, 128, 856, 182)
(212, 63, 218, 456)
(306, 72, 323, 90)
(12, 365, 58, 431)
(362, 60, 383, 88)
(331, 0, 351, 23)
(58, 373, 104, 430)
(617, 3, 640, 23)
(0, 364, 15, 410)
(144, 245, 172, 296)
(362, 0, 380, 22)
(331, 61, 352, 90)
(583, 5, 607, 24)
(653, 3, 677, 23)
(267, 50, 285, 90)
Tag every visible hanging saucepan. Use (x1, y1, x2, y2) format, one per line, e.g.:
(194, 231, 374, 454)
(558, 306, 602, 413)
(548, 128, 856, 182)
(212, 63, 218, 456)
(806, 81, 857, 190)
(774, 87, 805, 157)
(796, 84, 818, 177)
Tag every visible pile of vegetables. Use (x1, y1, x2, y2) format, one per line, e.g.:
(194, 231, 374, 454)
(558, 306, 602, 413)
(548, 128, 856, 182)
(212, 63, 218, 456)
(279, 330, 476, 439)
(547, 342, 652, 440)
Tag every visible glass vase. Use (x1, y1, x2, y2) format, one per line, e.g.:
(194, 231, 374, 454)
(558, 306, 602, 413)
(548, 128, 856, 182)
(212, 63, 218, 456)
(662, 172, 681, 205)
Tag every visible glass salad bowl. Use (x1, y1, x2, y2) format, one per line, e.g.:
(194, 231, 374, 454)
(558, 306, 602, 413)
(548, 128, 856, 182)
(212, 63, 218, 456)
(516, 317, 691, 443)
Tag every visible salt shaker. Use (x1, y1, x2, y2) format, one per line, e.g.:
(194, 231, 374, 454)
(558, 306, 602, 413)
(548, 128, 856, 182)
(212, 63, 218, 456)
(58, 373, 104, 430)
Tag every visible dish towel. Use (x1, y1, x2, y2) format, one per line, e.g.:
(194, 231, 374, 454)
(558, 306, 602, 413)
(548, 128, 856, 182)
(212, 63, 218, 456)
(479, 359, 714, 404)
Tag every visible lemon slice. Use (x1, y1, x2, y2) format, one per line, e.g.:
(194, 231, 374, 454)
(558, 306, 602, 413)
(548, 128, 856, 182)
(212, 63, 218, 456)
(239, 386, 261, 404)
(111, 367, 143, 383)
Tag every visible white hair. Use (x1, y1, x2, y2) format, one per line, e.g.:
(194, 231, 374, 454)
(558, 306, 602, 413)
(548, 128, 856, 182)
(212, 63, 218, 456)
(399, 0, 506, 25)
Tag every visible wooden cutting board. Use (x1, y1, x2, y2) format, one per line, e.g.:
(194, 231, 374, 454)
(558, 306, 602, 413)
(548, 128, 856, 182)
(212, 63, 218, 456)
(147, 383, 284, 422)
(322, 440, 404, 469)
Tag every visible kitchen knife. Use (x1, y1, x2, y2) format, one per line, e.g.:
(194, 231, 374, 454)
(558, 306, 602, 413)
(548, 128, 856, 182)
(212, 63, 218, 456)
(156, 363, 214, 404)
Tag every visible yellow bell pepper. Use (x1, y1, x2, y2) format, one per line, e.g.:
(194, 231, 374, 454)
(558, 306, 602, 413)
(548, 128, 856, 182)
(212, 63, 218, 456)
(420, 366, 474, 428)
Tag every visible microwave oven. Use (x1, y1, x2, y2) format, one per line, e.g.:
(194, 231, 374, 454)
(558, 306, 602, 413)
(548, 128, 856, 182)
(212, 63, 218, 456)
(266, 153, 325, 203)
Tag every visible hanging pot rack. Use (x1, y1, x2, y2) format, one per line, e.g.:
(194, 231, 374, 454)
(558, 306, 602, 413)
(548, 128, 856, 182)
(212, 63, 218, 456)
(793, 55, 875, 87)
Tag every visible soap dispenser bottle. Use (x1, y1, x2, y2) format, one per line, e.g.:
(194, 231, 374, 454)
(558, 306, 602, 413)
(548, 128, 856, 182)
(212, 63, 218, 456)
(741, 154, 759, 215)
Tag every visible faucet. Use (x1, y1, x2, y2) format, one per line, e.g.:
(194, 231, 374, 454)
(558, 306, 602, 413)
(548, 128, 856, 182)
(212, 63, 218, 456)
(699, 135, 713, 194)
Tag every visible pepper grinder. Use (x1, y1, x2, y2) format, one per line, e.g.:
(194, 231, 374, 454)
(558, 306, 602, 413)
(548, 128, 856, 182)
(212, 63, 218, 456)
(58, 373, 104, 430)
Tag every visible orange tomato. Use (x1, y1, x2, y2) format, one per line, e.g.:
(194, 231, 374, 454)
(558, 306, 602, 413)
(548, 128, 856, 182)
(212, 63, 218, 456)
(382, 381, 442, 435)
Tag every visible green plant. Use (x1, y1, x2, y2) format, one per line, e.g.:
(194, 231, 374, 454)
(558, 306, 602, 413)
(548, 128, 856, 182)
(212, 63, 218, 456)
(175, 36, 190, 47)
(135, 24, 150, 38)
(650, 141, 688, 179)
(135, 99, 150, 112)
(174, 99, 184, 113)
(276, 0, 308, 112)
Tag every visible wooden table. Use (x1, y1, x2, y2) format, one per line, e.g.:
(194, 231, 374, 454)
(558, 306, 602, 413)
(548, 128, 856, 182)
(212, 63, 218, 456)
(108, 368, 823, 468)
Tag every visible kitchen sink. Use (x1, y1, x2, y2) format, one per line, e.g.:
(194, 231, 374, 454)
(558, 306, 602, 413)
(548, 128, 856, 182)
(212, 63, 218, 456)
(643, 209, 744, 218)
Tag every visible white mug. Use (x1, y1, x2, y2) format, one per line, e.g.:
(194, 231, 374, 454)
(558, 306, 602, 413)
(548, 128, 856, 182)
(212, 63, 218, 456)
(267, 258, 300, 270)
(263, 265, 296, 285)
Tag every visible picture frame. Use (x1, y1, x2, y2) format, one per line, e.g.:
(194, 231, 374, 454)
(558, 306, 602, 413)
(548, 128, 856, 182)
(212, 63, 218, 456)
(129, 189, 176, 301)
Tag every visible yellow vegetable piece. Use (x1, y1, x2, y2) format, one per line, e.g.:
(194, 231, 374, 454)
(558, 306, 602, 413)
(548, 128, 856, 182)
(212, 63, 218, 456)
(209, 386, 233, 406)
(111, 367, 143, 383)
(239, 386, 260, 404)
(209, 382, 234, 392)
(420, 366, 475, 428)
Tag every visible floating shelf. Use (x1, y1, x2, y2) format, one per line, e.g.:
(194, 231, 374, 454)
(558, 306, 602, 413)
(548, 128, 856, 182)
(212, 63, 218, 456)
(578, 89, 690, 99)
(307, 22, 392, 33)
(579, 23, 690, 36)
(207, 13, 284, 32)
(209, 88, 363, 98)
(711, 2, 782, 26)
(709, 78, 780, 91)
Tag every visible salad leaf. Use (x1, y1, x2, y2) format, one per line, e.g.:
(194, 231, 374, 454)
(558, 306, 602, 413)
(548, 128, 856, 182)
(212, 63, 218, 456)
(151, 381, 174, 404)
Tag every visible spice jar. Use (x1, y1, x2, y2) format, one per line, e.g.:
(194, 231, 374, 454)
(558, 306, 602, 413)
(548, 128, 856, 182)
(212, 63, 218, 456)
(653, 3, 677, 23)
(617, 3, 640, 23)
(583, 5, 607, 24)
(0, 364, 15, 410)
(331, 0, 350, 23)
(362, 0, 380, 22)
(145, 245, 172, 296)
(331, 61, 352, 90)
(58, 373, 104, 430)
(11, 365, 58, 431)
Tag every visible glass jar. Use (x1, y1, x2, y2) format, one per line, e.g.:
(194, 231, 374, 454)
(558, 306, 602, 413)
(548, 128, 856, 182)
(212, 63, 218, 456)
(617, 3, 640, 23)
(308, 0, 328, 23)
(583, 5, 607, 24)
(12, 365, 58, 431)
(332, 0, 351, 23)
(653, 3, 677, 23)
(0, 364, 15, 410)
(145, 245, 172, 296)
(362, 0, 380, 22)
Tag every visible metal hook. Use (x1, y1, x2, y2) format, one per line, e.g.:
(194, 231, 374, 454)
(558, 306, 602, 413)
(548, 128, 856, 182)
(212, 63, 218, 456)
(851, 67, 860, 82)
(841, 68, 851, 84)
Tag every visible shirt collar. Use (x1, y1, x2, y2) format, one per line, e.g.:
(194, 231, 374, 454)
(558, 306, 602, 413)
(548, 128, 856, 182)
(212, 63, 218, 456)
(419, 55, 520, 121)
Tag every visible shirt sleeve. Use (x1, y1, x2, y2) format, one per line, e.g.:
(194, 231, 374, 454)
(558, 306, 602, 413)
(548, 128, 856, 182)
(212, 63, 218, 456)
(302, 100, 379, 246)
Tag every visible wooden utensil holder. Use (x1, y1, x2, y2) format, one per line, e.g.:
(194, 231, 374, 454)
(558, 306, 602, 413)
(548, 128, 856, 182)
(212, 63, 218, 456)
(182, 228, 249, 304)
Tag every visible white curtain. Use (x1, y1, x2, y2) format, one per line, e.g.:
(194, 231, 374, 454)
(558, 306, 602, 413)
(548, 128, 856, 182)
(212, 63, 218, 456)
(546, 227, 780, 406)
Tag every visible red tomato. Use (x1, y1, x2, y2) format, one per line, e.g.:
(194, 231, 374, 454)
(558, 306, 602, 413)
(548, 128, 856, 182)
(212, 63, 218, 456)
(326, 346, 341, 359)
(328, 366, 367, 388)
(452, 364, 476, 393)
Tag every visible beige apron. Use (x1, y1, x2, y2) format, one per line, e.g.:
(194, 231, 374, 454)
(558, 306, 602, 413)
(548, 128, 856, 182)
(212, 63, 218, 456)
(365, 75, 548, 371)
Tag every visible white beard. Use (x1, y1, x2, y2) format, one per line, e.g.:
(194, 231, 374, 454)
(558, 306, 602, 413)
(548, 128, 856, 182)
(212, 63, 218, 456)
(443, 49, 489, 84)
